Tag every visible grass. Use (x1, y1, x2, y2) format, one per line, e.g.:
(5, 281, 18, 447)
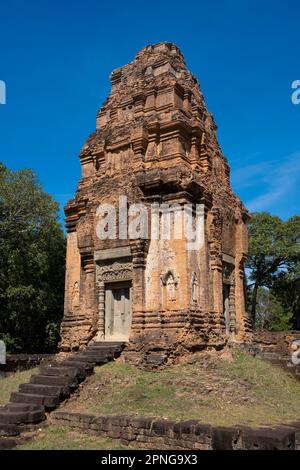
(0, 368, 38, 406)
(61, 351, 300, 427)
(2, 352, 300, 430)
(16, 426, 132, 450)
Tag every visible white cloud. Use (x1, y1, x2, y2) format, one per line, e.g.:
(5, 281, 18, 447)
(231, 162, 269, 189)
(231, 152, 300, 212)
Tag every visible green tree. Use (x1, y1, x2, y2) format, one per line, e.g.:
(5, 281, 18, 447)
(272, 216, 300, 329)
(254, 287, 293, 331)
(247, 212, 300, 326)
(0, 162, 65, 352)
(271, 262, 300, 329)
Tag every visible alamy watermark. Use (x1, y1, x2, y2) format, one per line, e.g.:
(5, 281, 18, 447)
(0, 80, 6, 105)
(95, 196, 205, 250)
(291, 80, 300, 105)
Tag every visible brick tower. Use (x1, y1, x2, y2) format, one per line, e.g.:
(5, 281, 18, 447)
(60, 42, 251, 367)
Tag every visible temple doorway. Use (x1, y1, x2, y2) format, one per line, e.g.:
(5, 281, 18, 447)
(104, 281, 132, 341)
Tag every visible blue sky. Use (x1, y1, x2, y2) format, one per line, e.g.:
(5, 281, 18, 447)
(0, 0, 299, 224)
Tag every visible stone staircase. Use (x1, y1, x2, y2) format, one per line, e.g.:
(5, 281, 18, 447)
(0, 341, 125, 449)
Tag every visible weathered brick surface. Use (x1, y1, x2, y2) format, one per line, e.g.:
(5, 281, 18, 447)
(0, 354, 54, 375)
(61, 42, 251, 365)
(239, 426, 296, 450)
(252, 330, 300, 358)
(51, 411, 299, 450)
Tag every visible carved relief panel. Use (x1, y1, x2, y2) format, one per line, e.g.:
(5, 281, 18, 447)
(160, 269, 179, 304)
(191, 272, 199, 303)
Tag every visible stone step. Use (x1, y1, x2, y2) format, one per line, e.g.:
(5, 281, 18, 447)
(83, 348, 112, 355)
(59, 361, 92, 376)
(4, 403, 44, 413)
(60, 358, 94, 368)
(87, 345, 123, 353)
(91, 341, 125, 346)
(0, 343, 123, 446)
(0, 437, 18, 450)
(10, 391, 60, 409)
(30, 374, 78, 388)
(84, 346, 112, 353)
(81, 351, 115, 361)
(80, 351, 111, 360)
(0, 406, 44, 425)
(64, 356, 96, 367)
(0, 410, 27, 425)
(19, 383, 70, 398)
(0, 423, 20, 437)
(40, 362, 88, 380)
(78, 354, 109, 364)
(39, 365, 79, 379)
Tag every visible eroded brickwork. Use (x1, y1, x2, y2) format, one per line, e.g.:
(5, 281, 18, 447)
(60, 42, 251, 366)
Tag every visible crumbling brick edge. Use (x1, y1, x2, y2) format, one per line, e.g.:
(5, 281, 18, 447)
(51, 411, 300, 450)
(0, 354, 54, 374)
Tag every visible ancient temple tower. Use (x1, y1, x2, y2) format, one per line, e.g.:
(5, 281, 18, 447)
(61, 42, 251, 366)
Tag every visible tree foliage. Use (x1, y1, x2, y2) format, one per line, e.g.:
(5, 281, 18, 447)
(271, 260, 300, 329)
(247, 212, 300, 328)
(253, 287, 293, 331)
(0, 163, 65, 352)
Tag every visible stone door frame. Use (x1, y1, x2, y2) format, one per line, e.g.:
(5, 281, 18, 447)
(94, 247, 133, 341)
(104, 281, 132, 340)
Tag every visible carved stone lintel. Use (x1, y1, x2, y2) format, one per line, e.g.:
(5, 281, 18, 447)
(97, 261, 133, 283)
